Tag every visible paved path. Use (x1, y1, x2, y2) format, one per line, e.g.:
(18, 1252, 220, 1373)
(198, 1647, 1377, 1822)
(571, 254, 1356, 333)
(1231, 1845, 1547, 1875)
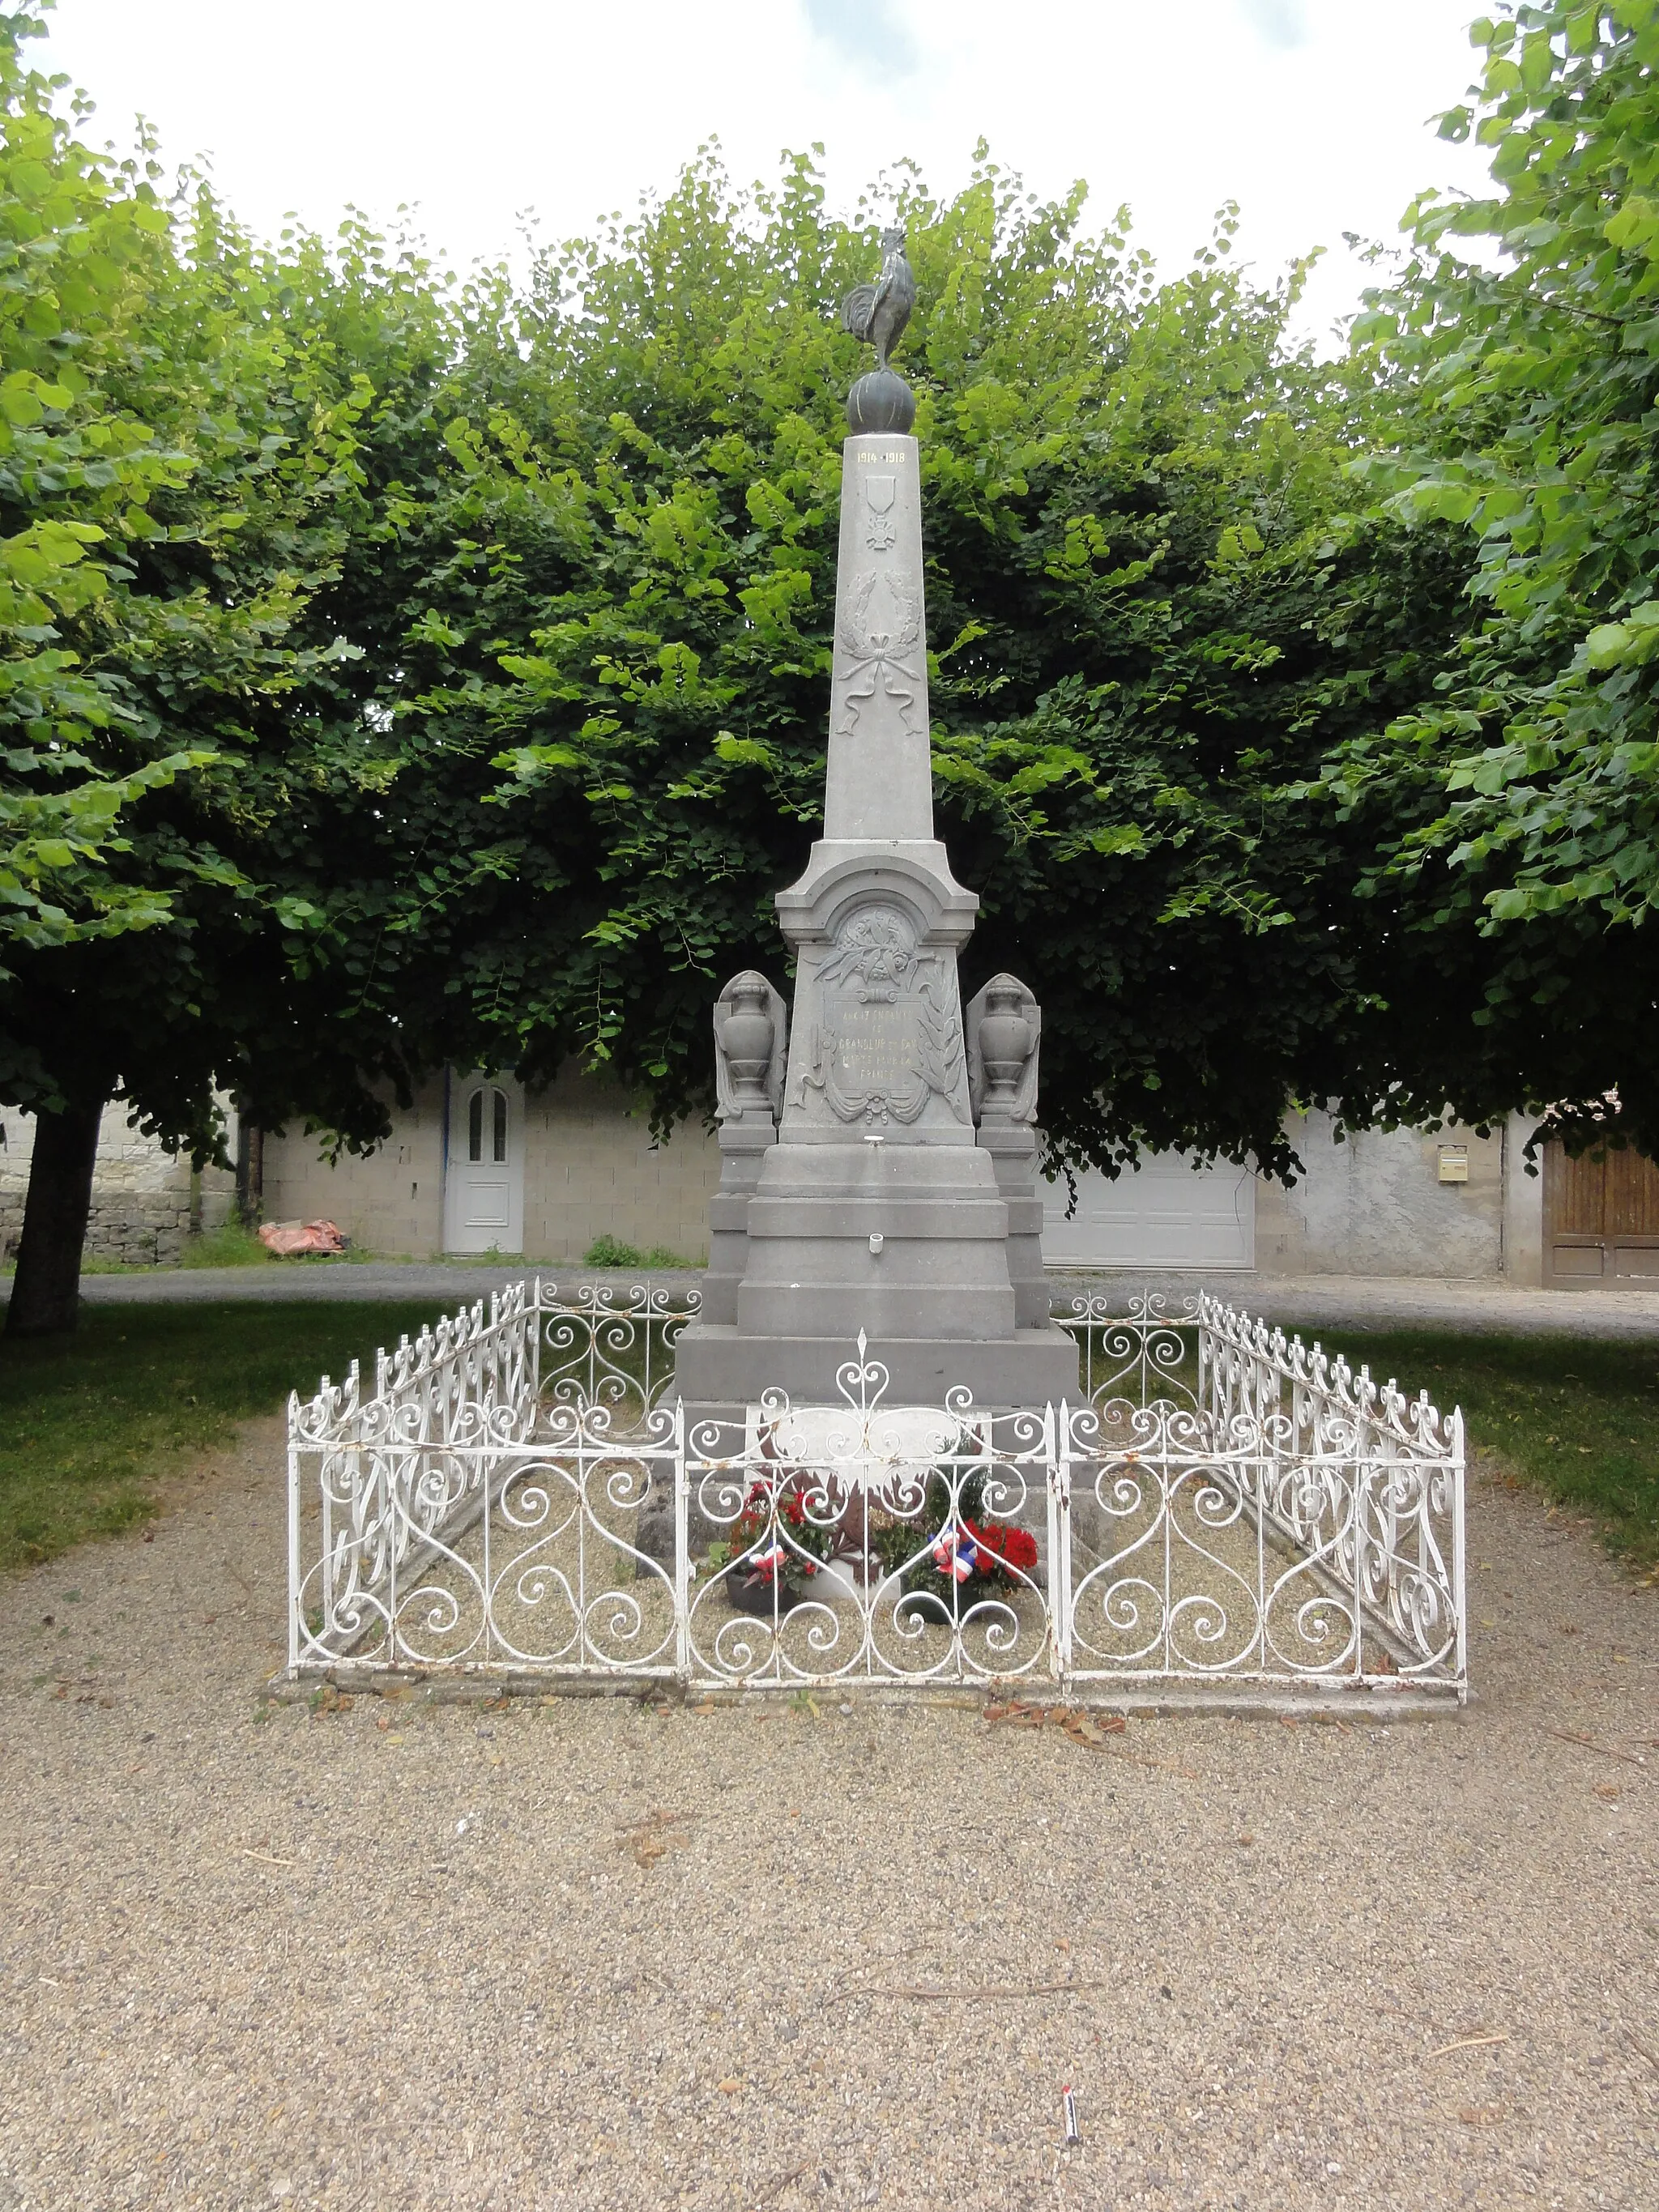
(17, 1261, 1659, 1338)
(0, 1421, 1653, 2209)
(1047, 1270, 1659, 1341)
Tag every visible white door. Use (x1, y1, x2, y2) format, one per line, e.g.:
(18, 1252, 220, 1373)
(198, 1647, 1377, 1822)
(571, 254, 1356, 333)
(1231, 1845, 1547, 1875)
(1042, 1151, 1255, 1269)
(443, 1073, 525, 1254)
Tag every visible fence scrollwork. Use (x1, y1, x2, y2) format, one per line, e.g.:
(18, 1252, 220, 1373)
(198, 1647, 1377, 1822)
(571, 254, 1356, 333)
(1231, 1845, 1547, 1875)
(286, 1281, 1466, 1702)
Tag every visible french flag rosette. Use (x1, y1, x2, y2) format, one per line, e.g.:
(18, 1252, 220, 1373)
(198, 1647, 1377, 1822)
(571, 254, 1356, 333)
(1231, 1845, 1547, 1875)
(931, 1526, 978, 1583)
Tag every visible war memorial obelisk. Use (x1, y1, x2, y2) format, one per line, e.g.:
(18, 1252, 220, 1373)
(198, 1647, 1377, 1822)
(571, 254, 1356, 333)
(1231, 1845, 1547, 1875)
(674, 230, 1076, 1410)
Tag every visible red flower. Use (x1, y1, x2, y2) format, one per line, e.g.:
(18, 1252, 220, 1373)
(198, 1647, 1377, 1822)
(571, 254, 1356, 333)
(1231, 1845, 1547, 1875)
(966, 1519, 1038, 1575)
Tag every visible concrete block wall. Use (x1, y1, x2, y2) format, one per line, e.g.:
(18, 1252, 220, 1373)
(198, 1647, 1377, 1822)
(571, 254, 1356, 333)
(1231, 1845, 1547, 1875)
(521, 1066, 719, 1264)
(257, 1065, 722, 1264)
(260, 1079, 447, 1257)
(0, 1102, 236, 1268)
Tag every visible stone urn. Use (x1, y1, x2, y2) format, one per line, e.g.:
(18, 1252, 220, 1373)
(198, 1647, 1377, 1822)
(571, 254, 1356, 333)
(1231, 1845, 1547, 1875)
(977, 979, 1032, 1106)
(718, 977, 775, 1106)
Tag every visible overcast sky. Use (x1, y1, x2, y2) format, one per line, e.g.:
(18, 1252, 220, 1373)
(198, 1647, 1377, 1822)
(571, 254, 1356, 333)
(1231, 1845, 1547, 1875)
(42, 0, 1495, 343)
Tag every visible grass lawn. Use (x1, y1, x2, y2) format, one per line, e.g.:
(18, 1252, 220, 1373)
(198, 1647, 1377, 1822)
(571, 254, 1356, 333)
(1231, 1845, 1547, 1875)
(75, 1220, 377, 1274)
(1307, 1329, 1659, 1580)
(0, 1302, 445, 1571)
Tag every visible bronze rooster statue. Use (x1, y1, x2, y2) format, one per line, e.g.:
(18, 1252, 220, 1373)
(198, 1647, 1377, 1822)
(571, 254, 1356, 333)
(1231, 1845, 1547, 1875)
(841, 228, 915, 372)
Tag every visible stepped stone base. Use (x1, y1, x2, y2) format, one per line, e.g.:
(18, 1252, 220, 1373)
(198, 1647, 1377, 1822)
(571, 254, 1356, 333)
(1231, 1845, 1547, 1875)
(672, 1319, 1079, 1414)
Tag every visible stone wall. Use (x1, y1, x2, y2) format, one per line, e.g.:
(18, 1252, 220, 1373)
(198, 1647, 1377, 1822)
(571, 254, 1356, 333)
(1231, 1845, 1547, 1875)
(0, 1102, 237, 1268)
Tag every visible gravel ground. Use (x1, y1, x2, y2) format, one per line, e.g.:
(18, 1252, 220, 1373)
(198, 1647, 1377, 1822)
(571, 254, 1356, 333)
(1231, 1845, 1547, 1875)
(16, 1260, 1659, 1339)
(0, 1424, 1655, 2211)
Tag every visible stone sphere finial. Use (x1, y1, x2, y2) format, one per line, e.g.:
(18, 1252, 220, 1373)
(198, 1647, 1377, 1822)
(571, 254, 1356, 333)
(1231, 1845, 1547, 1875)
(846, 369, 916, 435)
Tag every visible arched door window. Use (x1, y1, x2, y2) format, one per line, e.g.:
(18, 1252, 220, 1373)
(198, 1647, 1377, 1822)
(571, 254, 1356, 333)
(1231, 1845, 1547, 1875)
(466, 1085, 509, 1164)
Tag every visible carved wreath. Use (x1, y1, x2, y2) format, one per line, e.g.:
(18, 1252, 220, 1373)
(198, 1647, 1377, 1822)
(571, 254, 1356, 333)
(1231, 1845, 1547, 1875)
(795, 961, 968, 1127)
(835, 570, 923, 735)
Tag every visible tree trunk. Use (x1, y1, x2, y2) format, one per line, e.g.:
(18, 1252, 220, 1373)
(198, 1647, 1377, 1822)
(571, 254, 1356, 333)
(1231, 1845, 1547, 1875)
(5, 1096, 105, 1339)
(234, 1106, 263, 1224)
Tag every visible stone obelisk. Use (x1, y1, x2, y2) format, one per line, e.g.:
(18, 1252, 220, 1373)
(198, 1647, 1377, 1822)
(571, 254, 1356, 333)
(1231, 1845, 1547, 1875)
(675, 231, 1076, 1409)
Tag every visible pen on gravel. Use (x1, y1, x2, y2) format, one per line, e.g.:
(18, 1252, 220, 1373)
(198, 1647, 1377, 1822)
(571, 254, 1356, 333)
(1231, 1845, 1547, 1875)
(1061, 2085, 1081, 2147)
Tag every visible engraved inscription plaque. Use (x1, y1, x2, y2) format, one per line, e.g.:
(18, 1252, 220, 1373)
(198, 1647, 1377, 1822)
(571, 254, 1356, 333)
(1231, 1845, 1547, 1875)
(791, 904, 968, 1127)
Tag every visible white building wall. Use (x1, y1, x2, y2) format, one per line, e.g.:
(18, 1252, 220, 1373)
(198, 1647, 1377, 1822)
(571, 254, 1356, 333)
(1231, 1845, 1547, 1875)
(1038, 1114, 1544, 1283)
(2, 1072, 1542, 1283)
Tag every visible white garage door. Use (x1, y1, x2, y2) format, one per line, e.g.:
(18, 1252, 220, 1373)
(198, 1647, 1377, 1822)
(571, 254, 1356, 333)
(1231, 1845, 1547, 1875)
(1041, 1151, 1255, 1269)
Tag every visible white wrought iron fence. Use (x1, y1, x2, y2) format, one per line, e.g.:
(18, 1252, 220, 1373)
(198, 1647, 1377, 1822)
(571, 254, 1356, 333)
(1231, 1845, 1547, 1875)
(285, 1283, 1466, 1704)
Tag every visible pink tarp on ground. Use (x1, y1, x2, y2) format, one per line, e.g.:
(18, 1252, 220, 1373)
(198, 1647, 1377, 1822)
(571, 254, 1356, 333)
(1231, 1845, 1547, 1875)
(258, 1220, 348, 1258)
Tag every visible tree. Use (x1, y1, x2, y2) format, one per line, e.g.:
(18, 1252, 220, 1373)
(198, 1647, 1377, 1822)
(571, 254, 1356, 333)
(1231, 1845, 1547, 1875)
(1307, 1, 1659, 1157)
(369, 153, 1472, 1182)
(0, 4, 214, 967)
(0, 68, 1517, 1336)
(0, 20, 474, 1334)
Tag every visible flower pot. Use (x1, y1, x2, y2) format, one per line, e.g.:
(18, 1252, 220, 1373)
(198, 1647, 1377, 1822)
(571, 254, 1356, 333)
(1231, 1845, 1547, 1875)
(895, 1588, 954, 1628)
(723, 1565, 811, 1618)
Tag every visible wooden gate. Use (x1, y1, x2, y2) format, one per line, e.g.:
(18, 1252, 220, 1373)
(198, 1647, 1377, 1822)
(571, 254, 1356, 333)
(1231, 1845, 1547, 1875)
(1544, 1140, 1659, 1287)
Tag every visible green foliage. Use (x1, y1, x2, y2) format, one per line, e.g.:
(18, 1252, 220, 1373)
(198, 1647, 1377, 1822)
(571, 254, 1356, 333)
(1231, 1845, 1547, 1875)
(0, 3, 215, 965)
(0, 22, 1493, 1196)
(0, 1298, 441, 1566)
(582, 1234, 641, 1268)
(582, 1234, 696, 1268)
(1303, 2, 1659, 1153)
(369, 151, 1463, 1178)
(0, 3, 470, 1161)
(178, 1219, 275, 1269)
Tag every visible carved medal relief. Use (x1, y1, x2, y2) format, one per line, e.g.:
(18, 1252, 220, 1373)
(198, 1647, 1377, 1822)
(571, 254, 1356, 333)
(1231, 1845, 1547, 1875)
(862, 471, 898, 552)
(787, 903, 970, 1128)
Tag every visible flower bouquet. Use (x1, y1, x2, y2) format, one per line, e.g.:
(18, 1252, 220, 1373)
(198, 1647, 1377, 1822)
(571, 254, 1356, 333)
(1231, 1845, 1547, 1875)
(706, 1473, 834, 1616)
(868, 1468, 1040, 1623)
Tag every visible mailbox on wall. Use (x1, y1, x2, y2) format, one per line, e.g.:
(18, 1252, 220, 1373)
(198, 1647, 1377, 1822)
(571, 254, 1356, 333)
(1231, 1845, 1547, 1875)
(1438, 1146, 1469, 1184)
